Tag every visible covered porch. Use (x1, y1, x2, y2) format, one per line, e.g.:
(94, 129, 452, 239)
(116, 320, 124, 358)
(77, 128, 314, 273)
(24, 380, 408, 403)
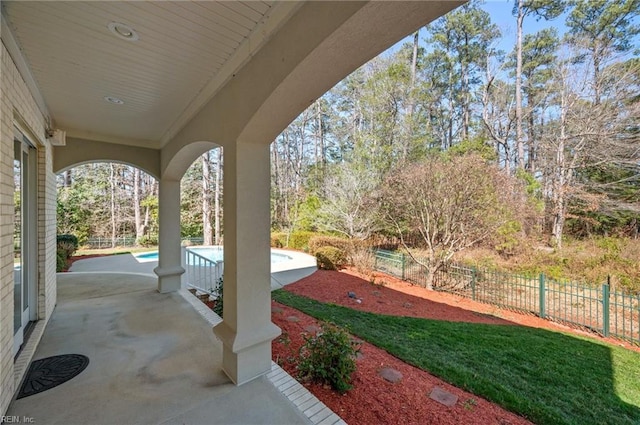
(0, 0, 463, 419)
(8, 271, 335, 424)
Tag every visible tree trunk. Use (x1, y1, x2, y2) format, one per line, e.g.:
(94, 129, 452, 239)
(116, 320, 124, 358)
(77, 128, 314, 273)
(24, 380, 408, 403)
(424, 261, 442, 291)
(552, 67, 570, 249)
(460, 33, 470, 142)
(593, 46, 601, 105)
(527, 90, 537, 173)
(202, 151, 213, 245)
(109, 163, 117, 248)
(314, 100, 325, 175)
(63, 170, 72, 187)
(515, 0, 526, 169)
(133, 168, 145, 244)
(214, 149, 222, 245)
(402, 30, 419, 162)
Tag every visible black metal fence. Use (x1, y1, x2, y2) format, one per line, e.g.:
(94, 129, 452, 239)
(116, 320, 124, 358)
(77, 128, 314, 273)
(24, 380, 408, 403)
(374, 249, 640, 345)
(82, 236, 204, 249)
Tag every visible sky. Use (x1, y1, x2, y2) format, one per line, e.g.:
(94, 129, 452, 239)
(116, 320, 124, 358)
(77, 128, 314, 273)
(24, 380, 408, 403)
(481, 0, 570, 54)
(387, 0, 571, 58)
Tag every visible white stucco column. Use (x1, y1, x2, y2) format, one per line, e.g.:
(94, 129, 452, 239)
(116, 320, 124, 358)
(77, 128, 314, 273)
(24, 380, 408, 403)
(213, 140, 280, 385)
(154, 178, 184, 293)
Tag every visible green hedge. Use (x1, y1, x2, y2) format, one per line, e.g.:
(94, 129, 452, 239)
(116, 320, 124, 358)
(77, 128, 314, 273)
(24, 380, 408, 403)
(56, 234, 78, 272)
(308, 236, 351, 256)
(315, 246, 347, 270)
(271, 232, 285, 248)
(271, 231, 323, 251)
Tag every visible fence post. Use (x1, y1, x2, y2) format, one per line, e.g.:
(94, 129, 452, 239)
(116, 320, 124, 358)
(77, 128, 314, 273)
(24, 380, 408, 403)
(602, 277, 610, 337)
(401, 253, 406, 280)
(539, 273, 546, 319)
(471, 267, 477, 301)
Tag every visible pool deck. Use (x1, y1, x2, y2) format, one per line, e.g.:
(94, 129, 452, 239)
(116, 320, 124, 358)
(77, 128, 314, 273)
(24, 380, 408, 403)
(8, 255, 343, 425)
(69, 248, 318, 290)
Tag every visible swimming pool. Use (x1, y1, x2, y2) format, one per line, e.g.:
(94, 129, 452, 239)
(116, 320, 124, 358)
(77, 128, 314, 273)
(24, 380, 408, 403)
(131, 245, 317, 290)
(134, 246, 293, 264)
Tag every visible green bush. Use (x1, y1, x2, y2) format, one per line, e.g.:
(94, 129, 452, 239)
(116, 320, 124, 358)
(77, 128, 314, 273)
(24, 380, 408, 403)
(212, 276, 223, 318)
(315, 246, 347, 270)
(57, 234, 78, 251)
(494, 220, 523, 257)
(138, 235, 158, 247)
(297, 322, 360, 394)
(308, 236, 351, 257)
(271, 231, 327, 251)
(56, 234, 78, 271)
(288, 231, 319, 251)
(271, 233, 285, 248)
(56, 251, 67, 272)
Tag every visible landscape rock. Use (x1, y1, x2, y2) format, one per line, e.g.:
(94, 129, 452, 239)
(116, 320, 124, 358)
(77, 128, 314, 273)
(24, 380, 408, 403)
(378, 367, 403, 383)
(304, 325, 321, 334)
(429, 386, 458, 407)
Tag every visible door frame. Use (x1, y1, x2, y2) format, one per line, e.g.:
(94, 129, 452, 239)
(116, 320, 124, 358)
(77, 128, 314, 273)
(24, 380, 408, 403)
(13, 126, 38, 355)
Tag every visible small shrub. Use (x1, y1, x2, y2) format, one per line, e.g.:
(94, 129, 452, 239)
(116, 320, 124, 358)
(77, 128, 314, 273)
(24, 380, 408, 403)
(308, 236, 350, 256)
(56, 251, 67, 272)
(350, 245, 375, 274)
(288, 231, 319, 251)
(57, 234, 78, 256)
(494, 220, 523, 257)
(138, 235, 158, 247)
(271, 231, 326, 251)
(271, 233, 285, 248)
(315, 246, 347, 270)
(297, 322, 360, 393)
(56, 234, 78, 271)
(212, 276, 223, 318)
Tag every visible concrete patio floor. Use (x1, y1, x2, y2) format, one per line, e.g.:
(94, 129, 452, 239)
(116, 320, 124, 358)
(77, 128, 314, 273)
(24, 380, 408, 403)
(7, 270, 343, 425)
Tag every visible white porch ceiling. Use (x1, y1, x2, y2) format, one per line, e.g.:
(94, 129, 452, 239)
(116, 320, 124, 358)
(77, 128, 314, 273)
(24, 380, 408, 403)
(1, 1, 297, 148)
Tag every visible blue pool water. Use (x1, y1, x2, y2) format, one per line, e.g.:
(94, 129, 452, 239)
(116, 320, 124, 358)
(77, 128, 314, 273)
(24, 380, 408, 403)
(136, 247, 292, 264)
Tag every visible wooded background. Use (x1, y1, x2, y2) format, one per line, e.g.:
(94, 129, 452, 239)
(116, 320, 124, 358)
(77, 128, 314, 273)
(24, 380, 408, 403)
(57, 1, 639, 255)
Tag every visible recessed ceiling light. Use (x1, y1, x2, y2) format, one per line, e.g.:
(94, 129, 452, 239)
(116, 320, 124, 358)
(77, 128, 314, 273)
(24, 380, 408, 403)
(107, 22, 139, 41)
(104, 96, 124, 105)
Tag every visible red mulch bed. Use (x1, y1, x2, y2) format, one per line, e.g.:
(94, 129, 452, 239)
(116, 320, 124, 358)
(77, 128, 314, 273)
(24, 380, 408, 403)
(69, 254, 638, 423)
(272, 268, 639, 425)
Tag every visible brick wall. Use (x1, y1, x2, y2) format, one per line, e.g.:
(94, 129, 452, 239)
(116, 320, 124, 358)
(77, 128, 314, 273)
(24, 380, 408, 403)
(0, 38, 55, 415)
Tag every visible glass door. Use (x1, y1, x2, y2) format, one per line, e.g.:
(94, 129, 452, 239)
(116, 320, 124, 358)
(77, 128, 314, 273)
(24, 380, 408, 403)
(13, 132, 36, 355)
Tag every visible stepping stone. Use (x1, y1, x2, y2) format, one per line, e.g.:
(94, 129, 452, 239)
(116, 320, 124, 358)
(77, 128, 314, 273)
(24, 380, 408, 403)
(304, 325, 321, 334)
(378, 367, 403, 383)
(272, 307, 284, 314)
(372, 290, 382, 297)
(429, 387, 458, 407)
(403, 302, 413, 308)
(286, 316, 300, 322)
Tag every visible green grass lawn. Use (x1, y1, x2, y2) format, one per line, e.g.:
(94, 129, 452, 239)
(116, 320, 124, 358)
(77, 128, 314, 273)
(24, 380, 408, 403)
(273, 290, 640, 425)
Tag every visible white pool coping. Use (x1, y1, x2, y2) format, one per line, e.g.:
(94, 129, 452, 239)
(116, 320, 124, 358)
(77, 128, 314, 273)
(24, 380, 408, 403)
(134, 246, 318, 289)
(269, 248, 318, 289)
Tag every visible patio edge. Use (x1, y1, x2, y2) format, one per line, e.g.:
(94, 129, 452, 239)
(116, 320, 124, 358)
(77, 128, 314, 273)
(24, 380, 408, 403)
(179, 288, 347, 425)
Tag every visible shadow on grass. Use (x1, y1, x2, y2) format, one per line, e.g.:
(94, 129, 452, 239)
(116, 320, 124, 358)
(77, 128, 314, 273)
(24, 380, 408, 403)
(273, 286, 640, 425)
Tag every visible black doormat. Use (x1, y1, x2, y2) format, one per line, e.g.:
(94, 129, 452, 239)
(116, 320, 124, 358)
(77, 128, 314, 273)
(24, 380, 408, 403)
(17, 354, 89, 399)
